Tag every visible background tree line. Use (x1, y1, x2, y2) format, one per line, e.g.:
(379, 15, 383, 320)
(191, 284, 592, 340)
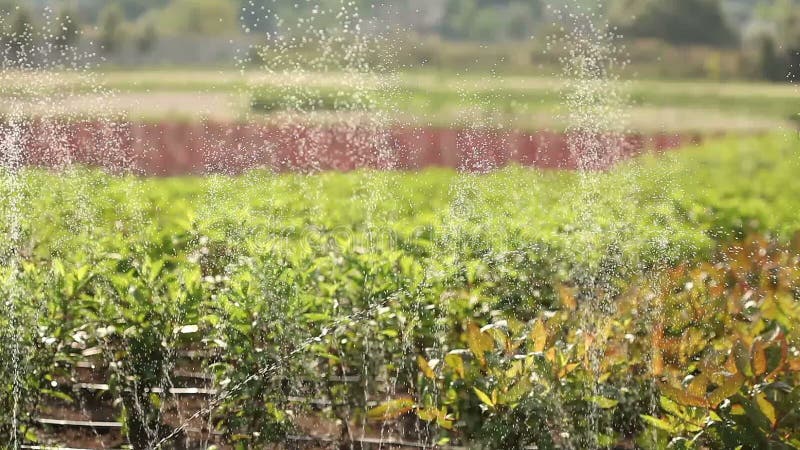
(2, 0, 799, 80)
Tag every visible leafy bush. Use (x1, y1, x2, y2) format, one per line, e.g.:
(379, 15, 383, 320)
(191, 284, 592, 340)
(404, 237, 800, 448)
(0, 134, 797, 447)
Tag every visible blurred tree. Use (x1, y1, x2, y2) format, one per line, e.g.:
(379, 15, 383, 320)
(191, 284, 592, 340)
(609, 0, 737, 46)
(741, 1, 800, 82)
(0, 0, 17, 14)
(239, 0, 275, 33)
(51, 7, 81, 54)
(442, 0, 478, 39)
(117, 0, 169, 20)
(754, 32, 786, 80)
(779, 7, 800, 81)
(3, 6, 35, 67)
(98, 3, 124, 54)
(441, 0, 541, 41)
(471, 8, 504, 41)
(157, 0, 238, 36)
(507, 1, 539, 40)
(71, 0, 167, 22)
(135, 19, 157, 54)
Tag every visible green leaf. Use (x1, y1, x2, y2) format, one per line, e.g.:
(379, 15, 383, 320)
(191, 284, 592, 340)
(474, 387, 495, 409)
(708, 373, 745, 408)
(733, 340, 753, 377)
(41, 389, 73, 404)
(381, 329, 399, 338)
(755, 393, 776, 427)
(366, 397, 414, 421)
(303, 313, 330, 322)
(417, 356, 436, 380)
(501, 377, 532, 405)
(640, 414, 677, 433)
(590, 395, 619, 409)
(659, 396, 683, 418)
(660, 383, 709, 408)
(467, 321, 494, 367)
(202, 314, 221, 327)
(444, 353, 465, 378)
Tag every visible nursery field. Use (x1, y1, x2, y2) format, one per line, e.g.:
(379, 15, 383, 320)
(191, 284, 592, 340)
(0, 134, 799, 448)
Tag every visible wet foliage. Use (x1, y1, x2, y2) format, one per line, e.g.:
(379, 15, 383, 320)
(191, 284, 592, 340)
(0, 134, 798, 448)
(410, 236, 800, 448)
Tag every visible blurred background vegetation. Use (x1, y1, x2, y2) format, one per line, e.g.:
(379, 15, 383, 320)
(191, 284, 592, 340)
(1, 0, 800, 81)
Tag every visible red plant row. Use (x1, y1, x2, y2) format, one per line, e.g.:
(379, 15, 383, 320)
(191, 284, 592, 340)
(0, 119, 702, 175)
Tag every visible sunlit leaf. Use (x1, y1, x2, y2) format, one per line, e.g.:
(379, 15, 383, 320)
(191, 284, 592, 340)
(502, 377, 532, 405)
(640, 414, 677, 433)
(659, 396, 683, 418)
(559, 285, 577, 311)
(473, 387, 495, 409)
(41, 389, 73, 404)
(590, 395, 618, 409)
(444, 353, 465, 379)
(417, 408, 436, 422)
(417, 356, 436, 380)
(557, 362, 579, 379)
(530, 320, 547, 353)
(707, 373, 745, 408)
(659, 383, 708, 408)
(303, 313, 330, 322)
(687, 373, 709, 398)
(751, 340, 767, 376)
(756, 393, 777, 427)
(733, 340, 753, 377)
(367, 397, 414, 421)
(437, 414, 454, 430)
(467, 321, 494, 367)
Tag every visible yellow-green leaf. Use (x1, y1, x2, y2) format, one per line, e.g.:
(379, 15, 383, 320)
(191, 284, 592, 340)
(590, 395, 619, 409)
(659, 396, 682, 417)
(708, 373, 745, 408)
(687, 373, 709, 398)
(367, 397, 414, 421)
(659, 383, 709, 408)
(530, 320, 547, 353)
(733, 340, 753, 377)
(417, 407, 437, 422)
(559, 285, 577, 311)
(437, 414, 454, 430)
(502, 377, 532, 405)
(751, 340, 767, 376)
(640, 415, 677, 433)
(756, 393, 777, 427)
(445, 353, 465, 378)
(467, 321, 494, 367)
(557, 362, 579, 379)
(473, 387, 495, 409)
(417, 356, 436, 380)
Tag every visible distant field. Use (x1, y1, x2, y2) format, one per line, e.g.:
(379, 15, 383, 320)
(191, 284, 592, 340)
(0, 70, 797, 132)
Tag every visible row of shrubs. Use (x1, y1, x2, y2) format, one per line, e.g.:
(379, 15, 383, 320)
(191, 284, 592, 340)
(0, 134, 798, 448)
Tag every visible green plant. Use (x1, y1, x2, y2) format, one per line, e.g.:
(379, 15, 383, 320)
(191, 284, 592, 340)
(0, 134, 797, 447)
